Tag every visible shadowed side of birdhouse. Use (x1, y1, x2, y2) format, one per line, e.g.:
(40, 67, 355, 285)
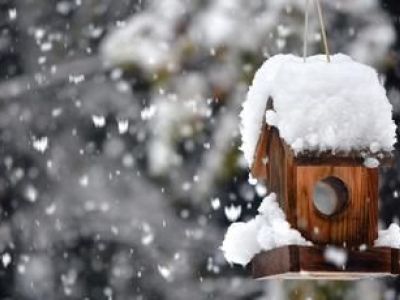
(251, 97, 274, 181)
(251, 99, 297, 227)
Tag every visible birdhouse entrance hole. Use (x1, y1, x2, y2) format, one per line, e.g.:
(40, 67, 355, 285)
(313, 176, 349, 217)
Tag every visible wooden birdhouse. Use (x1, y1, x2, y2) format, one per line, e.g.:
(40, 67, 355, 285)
(237, 54, 399, 280)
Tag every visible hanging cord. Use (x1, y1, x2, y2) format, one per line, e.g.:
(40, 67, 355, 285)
(303, 0, 310, 62)
(314, 0, 331, 62)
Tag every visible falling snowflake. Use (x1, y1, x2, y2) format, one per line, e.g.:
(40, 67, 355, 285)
(117, 119, 129, 134)
(224, 205, 242, 222)
(68, 74, 85, 84)
(17, 264, 26, 274)
(25, 185, 38, 202)
(324, 246, 348, 268)
(111, 225, 119, 235)
(8, 9, 17, 20)
(51, 107, 63, 117)
(122, 154, 135, 168)
(45, 203, 56, 215)
(79, 175, 89, 187)
(140, 106, 157, 120)
(182, 182, 191, 191)
(255, 184, 268, 197)
(32, 136, 48, 153)
(92, 115, 106, 128)
(141, 232, 154, 245)
(2, 253, 11, 268)
(40, 42, 52, 52)
(157, 265, 172, 281)
(211, 198, 221, 210)
(248, 175, 257, 186)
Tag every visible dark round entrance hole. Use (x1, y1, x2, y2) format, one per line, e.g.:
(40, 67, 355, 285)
(313, 176, 349, 217)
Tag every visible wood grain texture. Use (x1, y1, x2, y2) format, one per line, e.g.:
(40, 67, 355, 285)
(249, 97, 381, 247)
(252, 245, 400, 280)
(267, 127, 287, 210)
(250, 97, 275, 180)
(251, 125, 380, 247)
(258, 127, 298, 226)
(250, 124, 269, 180)
(295, 166, 378, 247)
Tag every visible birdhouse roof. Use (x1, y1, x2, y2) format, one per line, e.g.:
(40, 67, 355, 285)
(240, 54, 396, 167)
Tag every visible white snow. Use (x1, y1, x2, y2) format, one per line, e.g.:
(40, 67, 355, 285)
(92, 115, 106, 128)
(141, 106, 157, 120)
(221, 217, 262, 266)
(211, 198, 221, 210)
(375, 223, 400, 248)
(2, 253, 11, 268)
(157, 264, 173, 281)
(79, 175, 89, 187)
(117, 119, 129, 134)
(68, 74, 85, 84)
(8, 9, 17, 20)
(141, 232, 154, 245)
(221, 193, 311, 266)
(32, 136, 48, 153)
(25, 185, 38, 202)
(45, 203, 56, 215)
(224, 205, 242, 222)
(241, 54, 396, 166)
(101, 13, 177, 72)
(255, 183, 268, 197)
(363, 157, 380, 168)
(324, 246, 348, 268)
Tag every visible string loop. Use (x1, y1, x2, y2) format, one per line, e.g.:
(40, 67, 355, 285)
(303, 0, 310, 62)
(315, 0, 331, 63)
(303, 0, 331, 63)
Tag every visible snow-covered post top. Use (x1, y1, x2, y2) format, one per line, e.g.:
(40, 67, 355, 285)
(240, 54, 396, 167)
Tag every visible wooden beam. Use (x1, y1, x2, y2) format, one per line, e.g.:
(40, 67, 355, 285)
(252, 245, 400, 280)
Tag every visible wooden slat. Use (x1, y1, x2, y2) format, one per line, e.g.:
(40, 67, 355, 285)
(267, 128, 288, 211)
(250, 124, 269, 180)
(252, 246, 293, 278)
(295, 166, 378, 246)
(252, 245, 399, 280)
(250, 97, 275, 180)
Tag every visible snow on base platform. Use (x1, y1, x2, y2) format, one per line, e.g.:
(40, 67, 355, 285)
(375, 223, 400, 248)
(221, 193, 311, 266)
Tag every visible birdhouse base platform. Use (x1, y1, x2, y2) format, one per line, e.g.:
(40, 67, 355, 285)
(252, 245, 400, 280)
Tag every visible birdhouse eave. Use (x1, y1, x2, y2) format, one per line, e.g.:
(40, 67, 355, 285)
(250, 123, 393, 182)
(293, 149, 394, 167)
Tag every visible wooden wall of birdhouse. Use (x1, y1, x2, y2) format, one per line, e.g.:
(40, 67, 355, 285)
(250, 99, 380, 248)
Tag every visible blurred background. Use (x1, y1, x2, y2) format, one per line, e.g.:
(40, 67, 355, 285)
(0, 0, 399, 299)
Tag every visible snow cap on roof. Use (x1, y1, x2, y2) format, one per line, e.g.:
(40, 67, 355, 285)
(240, 54, 396, 166)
